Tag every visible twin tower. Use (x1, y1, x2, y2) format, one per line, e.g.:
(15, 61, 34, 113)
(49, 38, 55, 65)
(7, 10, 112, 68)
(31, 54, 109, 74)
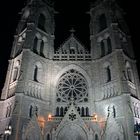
(0, 0, 140, 140)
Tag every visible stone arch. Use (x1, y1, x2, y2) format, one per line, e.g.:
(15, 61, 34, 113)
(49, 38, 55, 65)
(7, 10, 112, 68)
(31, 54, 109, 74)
(28, 103, 39, 118)
(42, 36, 48, 43)
(97, 36, 103, 43)
(56, 124, 88, 140)
(94, 133, 99, 140)
(52, 64, 92, 114)
(33, 61, 43, 83)
(22, 121, 41, 140)
(33, 33, 42, 54)
(98, 13, 107, 32)
(38, 13, 46, 32)
(125, 61, 134, 82)
(105, 119, 125, 140)
(103, 61, 112, 82)
(53, 64, 92, 94)
(12, 60, 20, 82)
(35, 32, 42, 40)
(109, 132, 120, 140)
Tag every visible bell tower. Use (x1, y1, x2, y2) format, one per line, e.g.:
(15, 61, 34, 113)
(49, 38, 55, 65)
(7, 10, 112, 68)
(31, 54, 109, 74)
(89, 1, 140, 140)
(0, 0, 55, 139)
(11, 0, 55, 59)
(90, 0, 134, 59)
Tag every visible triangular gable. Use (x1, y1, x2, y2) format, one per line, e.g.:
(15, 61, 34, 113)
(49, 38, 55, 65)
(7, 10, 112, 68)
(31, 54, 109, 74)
(58, 35, 86, 53)
(55, 102, 89, 134)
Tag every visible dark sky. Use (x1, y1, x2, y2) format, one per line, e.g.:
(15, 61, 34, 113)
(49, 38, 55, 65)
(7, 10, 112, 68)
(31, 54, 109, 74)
(0, 0, 139, 92)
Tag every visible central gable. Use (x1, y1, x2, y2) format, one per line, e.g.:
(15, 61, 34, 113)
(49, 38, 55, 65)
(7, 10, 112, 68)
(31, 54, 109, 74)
(58, 34, 87, 54)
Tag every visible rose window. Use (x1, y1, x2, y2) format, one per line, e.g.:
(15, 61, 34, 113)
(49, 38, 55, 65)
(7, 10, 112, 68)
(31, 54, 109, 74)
(56, 69, 88, 103)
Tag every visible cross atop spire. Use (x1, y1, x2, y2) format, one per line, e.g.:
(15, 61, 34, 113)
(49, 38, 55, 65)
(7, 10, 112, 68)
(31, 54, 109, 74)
(69, 28, 76, 36)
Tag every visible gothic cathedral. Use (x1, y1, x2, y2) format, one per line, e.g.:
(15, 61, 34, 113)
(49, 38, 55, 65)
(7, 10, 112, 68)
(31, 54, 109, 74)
(0, 0, 140, 140)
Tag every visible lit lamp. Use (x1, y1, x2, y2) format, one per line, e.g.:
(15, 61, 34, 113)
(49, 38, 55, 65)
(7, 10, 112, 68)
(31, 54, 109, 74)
(4, 125, 12, 135)
(93, 113, 98, 122)
(48, 114, 52, 121)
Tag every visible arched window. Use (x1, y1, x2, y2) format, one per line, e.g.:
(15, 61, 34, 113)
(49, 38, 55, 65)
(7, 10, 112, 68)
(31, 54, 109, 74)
(6, 105, 12, 118)
(33, 66, 38, 82)
(13, 67, 18, 81)
(40, 40, 44, 57)
(99, 14, 107, 32)
(127, 67, 133, 82)
(29, 105, 33, 118)
(38, 14, 46, 32)
(60, 107, 64, 116)
(77, 107, 80, 115)
(113, 106, 116, 118)
(86, 107, 89, 116)
(64, 107, 68, 115)
(47, 134, 50, 140)
(81, 107, 84, 116)
(126, 61, 134, 83)
(33, 37, 38, 54)
(95, 134, 99, 140)
(106, 66, 111, 82)
(101, 40, 105, 57)
(56, 107, 59, 116)
(107, 37, 112, 54)
(12, 60, 20, 82)
(33, 62, 43, 83)
(34, 106, 38, 117)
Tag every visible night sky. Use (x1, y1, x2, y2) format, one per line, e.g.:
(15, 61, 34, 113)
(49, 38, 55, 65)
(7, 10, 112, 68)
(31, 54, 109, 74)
(0, 0, 139, 92)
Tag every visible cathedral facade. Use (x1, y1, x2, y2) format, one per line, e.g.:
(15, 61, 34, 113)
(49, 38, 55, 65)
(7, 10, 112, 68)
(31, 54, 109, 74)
(0, 0, 140, 140)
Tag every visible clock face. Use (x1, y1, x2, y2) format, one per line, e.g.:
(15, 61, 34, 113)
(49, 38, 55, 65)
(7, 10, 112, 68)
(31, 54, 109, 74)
(56, 69, 88, 103)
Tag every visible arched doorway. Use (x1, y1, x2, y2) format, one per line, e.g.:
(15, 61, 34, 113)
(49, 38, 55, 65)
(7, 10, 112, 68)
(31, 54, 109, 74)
(57, 124, 87, 140)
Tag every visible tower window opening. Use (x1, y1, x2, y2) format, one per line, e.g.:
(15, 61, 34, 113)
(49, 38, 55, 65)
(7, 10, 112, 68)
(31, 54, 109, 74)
(13, 67, 18, 82)
(33, 37, 38, 54)
(107, 37, 112, 54)
(38, 14, 46, 32)
(100, 40, 105, 57)
(40, 40, 44, 57)
(127, 68, 133, 82)
(106, 66, 111, 82)
(33, 66, 38, 82)
(6, 105, 12, 118)
(126, 61, 134, 83)
(98, 14, 107, 32)
(29, 105, 33, 118)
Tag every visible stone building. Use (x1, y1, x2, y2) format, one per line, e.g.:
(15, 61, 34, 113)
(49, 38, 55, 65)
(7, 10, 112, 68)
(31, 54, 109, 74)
(0, 0, 140, 139)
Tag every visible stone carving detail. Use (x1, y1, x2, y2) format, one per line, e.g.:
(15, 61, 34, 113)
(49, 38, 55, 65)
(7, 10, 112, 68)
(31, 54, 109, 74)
(103, 81, 119, 99)
(69, 112, 76, 121)
(56, 69, 88, 103)
(25, 81, 43, 99)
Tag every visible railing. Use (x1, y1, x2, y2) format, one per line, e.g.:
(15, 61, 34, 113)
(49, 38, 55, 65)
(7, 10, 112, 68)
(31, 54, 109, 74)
(102, 80, 119, 98)
(25, 80, 44, 99)
(53, 53, 92, 61)
(47, 116, 97, 122)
